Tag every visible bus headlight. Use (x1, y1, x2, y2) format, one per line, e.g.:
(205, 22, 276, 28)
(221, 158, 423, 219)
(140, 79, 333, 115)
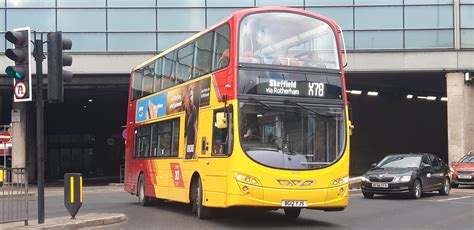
(332, 176, 348, 186)
(235, 173, 261, 186)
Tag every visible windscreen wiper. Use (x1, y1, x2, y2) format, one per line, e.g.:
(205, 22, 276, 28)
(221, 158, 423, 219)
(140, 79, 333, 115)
(283, 99, 336, 117)
(248, 97, 286, 112)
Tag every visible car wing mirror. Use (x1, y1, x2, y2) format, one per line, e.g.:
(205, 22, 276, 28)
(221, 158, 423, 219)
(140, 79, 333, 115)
(421, 163, 431, 169)
(371, 163, 377, 168)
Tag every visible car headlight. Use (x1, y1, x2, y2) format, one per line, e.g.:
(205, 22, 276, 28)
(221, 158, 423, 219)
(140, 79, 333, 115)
(393, 176, 411, 183)
(400, 176, 411, 182)
(361, 175, 369, 182)
(450, 166, 456, 173)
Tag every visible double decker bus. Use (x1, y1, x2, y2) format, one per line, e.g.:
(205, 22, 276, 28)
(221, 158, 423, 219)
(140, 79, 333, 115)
(125, 7, 350, 219)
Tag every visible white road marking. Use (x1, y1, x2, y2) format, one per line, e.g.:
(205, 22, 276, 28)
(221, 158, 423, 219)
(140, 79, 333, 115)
(436, 196, 472, 202)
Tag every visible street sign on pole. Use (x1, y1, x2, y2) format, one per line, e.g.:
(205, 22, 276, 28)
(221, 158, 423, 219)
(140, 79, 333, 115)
(0, 131, 12, 143)
(14, 81, 27, 99)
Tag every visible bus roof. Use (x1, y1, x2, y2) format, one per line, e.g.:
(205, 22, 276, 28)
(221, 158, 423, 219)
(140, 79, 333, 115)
(134, 6, 339, 71)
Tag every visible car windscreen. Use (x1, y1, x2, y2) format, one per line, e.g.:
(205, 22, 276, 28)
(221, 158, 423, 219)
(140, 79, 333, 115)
(377, 155, 422, 168)
(460, 155, 474, 163)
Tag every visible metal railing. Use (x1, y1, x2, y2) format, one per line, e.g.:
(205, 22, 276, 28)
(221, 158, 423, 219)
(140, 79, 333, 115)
(119, 164, 125, 183)
(0, 167, 28, 226)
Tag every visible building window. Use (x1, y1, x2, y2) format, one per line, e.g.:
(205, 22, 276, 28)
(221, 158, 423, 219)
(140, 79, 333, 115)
(57, 9, 106, 32)
(461, 3, 474, 48)
(7, 9, 56, 31)
(157, 9, 205, 31)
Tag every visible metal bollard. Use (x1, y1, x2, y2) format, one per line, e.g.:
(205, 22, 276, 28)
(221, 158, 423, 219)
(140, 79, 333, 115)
(64, 173, 82, 219)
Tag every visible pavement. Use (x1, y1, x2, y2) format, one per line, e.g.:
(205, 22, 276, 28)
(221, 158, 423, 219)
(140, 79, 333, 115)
(1, 177, 364, 229)
(2, 213, 126, 230)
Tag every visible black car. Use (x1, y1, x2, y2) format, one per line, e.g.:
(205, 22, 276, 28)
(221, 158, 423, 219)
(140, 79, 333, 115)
(361, 153, 451, 199)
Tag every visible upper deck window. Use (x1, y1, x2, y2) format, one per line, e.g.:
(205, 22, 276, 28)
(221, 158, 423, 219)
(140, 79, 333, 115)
(239, 12, 339, 70)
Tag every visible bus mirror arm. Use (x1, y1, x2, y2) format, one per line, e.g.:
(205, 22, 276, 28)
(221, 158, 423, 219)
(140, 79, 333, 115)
(338, 25, 348, 68)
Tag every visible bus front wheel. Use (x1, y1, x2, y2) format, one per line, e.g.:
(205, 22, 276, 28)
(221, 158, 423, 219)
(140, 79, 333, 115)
(284, 208, 301, 218)
(193, 178, 212, 219)
(138, 174, 152, 206)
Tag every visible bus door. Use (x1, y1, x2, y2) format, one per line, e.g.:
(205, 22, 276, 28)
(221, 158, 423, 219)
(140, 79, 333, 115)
(198, 107, 232, 207)
(150, 122, 169, 199)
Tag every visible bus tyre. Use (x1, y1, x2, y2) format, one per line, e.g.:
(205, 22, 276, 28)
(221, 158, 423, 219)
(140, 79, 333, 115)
(439, 177, 450, 196)
(362, 191, 374, 198)
(284, 208, 301, 219)
(410, 179, 422, 199)
(138, 174, 152, 206)
(195, 179, 212, 219)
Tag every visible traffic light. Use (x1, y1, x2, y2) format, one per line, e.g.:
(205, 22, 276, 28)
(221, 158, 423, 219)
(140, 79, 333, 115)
(5, 27, 32, 102)
(47, 31, 73, 102)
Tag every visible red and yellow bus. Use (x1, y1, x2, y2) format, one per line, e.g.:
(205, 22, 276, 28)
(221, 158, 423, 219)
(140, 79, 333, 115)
(125, 7, 351, 219)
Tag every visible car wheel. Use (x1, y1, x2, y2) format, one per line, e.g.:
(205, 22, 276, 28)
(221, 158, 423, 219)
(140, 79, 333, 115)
(439, 177, 450, 196)
(194, 178, 212, 219)
(362, 191, 374, 198)
(284, 208, 301, 218)
(410, 179, 422, 199)
(451, 183, 459, 188)
(138, 174, 152, 206)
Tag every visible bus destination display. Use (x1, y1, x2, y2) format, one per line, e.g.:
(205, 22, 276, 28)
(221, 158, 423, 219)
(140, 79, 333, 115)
(257, 79, 326, 97)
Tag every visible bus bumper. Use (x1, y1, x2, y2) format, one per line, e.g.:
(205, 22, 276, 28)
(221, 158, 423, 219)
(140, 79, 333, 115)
(226, 182, 348, 209)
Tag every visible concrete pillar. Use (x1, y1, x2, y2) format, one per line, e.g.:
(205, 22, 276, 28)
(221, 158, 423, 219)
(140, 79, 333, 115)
(12, 102, 27, 168)
(446, 72, 474, 163)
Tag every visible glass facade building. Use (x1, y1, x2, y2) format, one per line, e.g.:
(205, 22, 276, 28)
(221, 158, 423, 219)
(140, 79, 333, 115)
(0, 0, 473, 52)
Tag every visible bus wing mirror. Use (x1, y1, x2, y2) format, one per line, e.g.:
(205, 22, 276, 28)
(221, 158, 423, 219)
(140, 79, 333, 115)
(348, 120, 354, 136)
(215, 112, 227, 129)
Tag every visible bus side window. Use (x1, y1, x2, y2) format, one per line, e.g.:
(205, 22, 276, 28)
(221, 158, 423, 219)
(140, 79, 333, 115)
(213, 23, 230, 71)
(162, 51, 176, 90)
(195, 32, 213, 77)
(212, 106, 233, 156)
(131, 69, 144, 100)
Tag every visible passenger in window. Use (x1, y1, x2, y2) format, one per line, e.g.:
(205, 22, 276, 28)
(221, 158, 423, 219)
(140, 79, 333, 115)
(242, 115, 259, 141)
(217, 49, 230, 68)
(304, 51, 326, 68)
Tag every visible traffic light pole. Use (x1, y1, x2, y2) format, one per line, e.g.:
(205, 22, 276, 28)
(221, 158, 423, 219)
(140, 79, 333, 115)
(33, 33, 45, 224)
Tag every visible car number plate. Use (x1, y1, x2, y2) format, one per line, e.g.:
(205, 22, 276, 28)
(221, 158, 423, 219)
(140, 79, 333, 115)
(372, 182, 389, 188)
(458, 175, 472, 179)
(282, 200, 307, 207)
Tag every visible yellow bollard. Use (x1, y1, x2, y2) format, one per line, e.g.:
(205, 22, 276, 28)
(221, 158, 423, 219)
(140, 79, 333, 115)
(0, 169, 4, 187)
(64, 173, 82, 219)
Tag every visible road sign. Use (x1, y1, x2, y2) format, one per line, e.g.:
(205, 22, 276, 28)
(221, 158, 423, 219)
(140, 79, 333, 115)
(0, 131, 11, 143)
(122, 129, 127, 140)
(14, 81, 27, 99)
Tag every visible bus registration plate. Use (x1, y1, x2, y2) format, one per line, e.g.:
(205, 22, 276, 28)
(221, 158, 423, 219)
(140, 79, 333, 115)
(282, 200, 307, 207)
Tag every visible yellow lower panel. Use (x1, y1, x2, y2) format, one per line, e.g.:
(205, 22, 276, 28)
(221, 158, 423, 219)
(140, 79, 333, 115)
(203, 191, 227, 207)
(324, 184, 349, 207)
(168, 187, 188, 203)
(227, 182, 348, 208)
(154, 185, 169, 199)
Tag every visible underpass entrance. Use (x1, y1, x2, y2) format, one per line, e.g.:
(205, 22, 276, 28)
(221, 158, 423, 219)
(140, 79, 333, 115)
(345, 72, 448, 175)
